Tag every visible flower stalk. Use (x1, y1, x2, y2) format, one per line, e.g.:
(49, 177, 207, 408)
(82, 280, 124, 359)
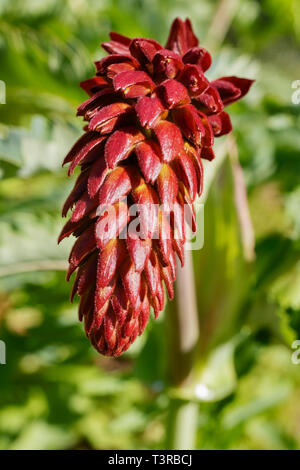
(166, 248, 199, 449)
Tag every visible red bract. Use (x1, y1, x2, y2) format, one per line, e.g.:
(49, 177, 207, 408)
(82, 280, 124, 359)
(60, 18, 254, 356)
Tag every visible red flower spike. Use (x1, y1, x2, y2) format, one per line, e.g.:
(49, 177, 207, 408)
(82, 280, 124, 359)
(201, 146, 215, 161)
(135, 95, 165, 128)
(70, 192, 98, 223)
(63, 132, 105, 173)
(165, 18, 198, 55)
(76, 253, 98, 298)
(87, 157, 108, 199)
(97, 166, 134, 206)
(152, 49, 183, 80)
(180, 64, 209, 97)
(120, 259, 142, 305)
(95, 278, 116, 313)
(113, 70, 155, 98)
(80, 76, 108, 95)
(111, 284, 128, 326)
(101, 32, 131, 55)
(212, 76, 254, 106)
(77, 88, 115, 118)
(173, 151, 198, 201)
(153, 120, 184, 162)
(106, 62, 136, 80)
(95, 54, 139, 75)
(156, 163, 178, 211)
(173, 104, 205, 145)
(182, 47, 212, 72)
(158, 79, 190, 108)
(88, 102, 132, 133)
(97, 239, 127, 288)
(127, 231, 152, 272)
(67, 225, 96, 277)
(95, 201, 129, 249)
(58, 218, 87, 245)
(62, 171, 88, 217)
(129, 38, 162, 65)
(194, 86, 224, 115)
(131, 182, 160, 239)
(61, 17, 253, 356)
(208, 111, 232, 137)
(104, 127, 145, 168)
(144, 252, 160, 297)
(135, 140, 162, 184)
(198, 111, 214, 148)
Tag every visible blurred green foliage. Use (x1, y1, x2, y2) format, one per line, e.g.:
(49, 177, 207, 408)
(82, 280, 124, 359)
(0, 0, 300, 450)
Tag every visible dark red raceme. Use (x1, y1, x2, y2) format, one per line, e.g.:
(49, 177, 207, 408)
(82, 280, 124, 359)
(60, 18, 253, 356)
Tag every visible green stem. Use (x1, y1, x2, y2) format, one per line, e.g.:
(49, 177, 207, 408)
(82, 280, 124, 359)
(166, 249, 199, 449)
(227, 136, 256, 262)
(166, 400, 198, 450)
(0, 260, 68, 277)
(205, 0, 239, 51)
